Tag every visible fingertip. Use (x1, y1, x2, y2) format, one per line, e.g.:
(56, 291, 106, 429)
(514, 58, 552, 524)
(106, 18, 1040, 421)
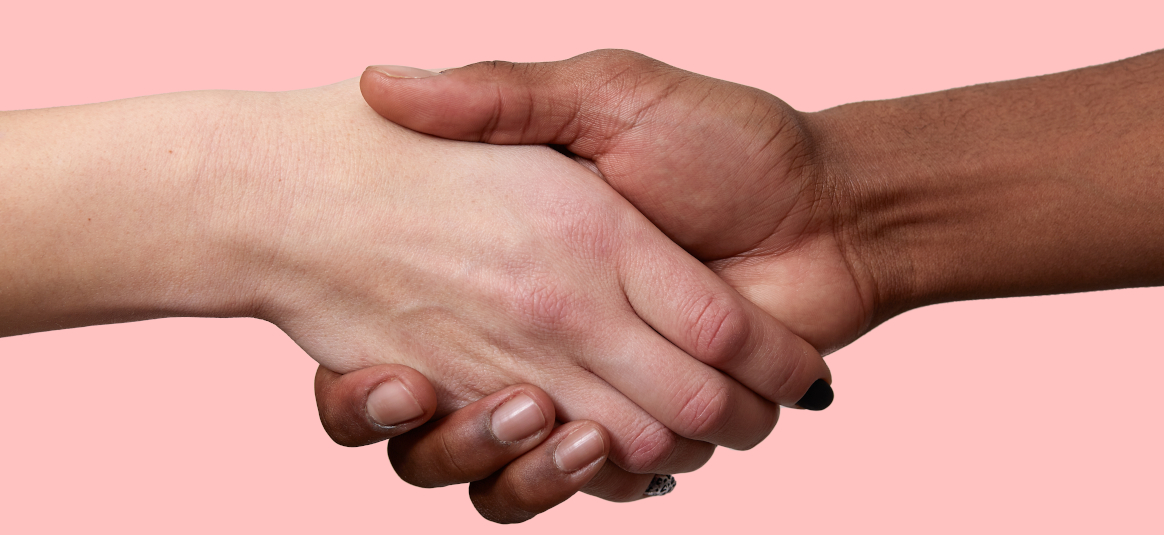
(365, 378, 424, 427)
(388, 384, 560, 489)
(507, 384, 557, 423)
(643, 474, 677, 497)
(314, 364, 437, 447)
(469, 420, 612, 524)
(489, 387, 554, 443)
(380, 366, 439, 420)
(794, 378, 835, 411)
(359, 68, 398, 116)
(364, 65, 441, 79)
(553, 422, 610, 473)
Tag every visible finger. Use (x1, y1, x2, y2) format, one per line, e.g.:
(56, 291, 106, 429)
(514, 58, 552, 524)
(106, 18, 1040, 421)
(314, 364, 438, 447)
(388, 385, 556, 488)
(591, 320, 780, 451)
(582, 463, 677, 503)
(542, 371, 718, 476)
(360, 49, 669, 156)
(621, 228, 834, 411)
(469, 421, 611, 524)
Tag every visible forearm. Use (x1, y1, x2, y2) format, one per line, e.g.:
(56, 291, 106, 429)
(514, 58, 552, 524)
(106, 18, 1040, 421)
(0, 92, 265, 336)
(813, 50, 1164, 321)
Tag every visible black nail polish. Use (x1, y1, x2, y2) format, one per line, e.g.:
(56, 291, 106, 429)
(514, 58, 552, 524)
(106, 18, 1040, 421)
(796, 379, 834, 411)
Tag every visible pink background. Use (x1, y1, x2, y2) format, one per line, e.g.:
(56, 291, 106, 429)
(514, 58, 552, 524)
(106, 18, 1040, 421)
(2, 0, 1162, 532)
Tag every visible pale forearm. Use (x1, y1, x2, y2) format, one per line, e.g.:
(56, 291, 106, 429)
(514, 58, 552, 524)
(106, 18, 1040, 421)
(0, 91, 265, 336)
(814, 50, 1164, 320)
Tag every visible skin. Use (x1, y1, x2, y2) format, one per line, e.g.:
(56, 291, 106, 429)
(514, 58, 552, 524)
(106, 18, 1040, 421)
(316, 49, 1164, 522)
(0, 80, 836, 480)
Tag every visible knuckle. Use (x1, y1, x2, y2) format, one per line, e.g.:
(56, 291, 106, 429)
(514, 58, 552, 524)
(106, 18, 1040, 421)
(583, 49, 653, 69)
(496, 254, 584, 335)
(509, 279, 578, 333)
(459, 60, 527, 143)
(472, 475, 540, 524)
(619, 421, 679, 474)
(553, 201, 619, 260)
(738, 407, 780, 450)
(671, 378, 733, 439)
(434, 426, 475, 483)
(471, 59, 519, 76)
(387, 432, 469, 489)
(684, 293, 750, 366)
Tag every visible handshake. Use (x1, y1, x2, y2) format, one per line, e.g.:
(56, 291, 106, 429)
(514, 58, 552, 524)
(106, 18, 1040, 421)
(4, 49, 1162, 523)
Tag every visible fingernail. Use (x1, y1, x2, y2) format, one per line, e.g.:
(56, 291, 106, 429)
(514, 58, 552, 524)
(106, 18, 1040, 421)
(366, 379, 424, 426)
(554, 426, 605, 472)
(490, 394, 545, 442)
(796, 378, 834, 411)
(644, 475, 677, 497)
(367, 65, 441, 79)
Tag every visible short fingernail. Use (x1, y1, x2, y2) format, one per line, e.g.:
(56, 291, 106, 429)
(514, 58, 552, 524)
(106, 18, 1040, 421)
(490, 393, 546, 443)
(796, 378, 835, 411)
(644, 474, 677, 497)
(367, 65, 441, 79)
(366, 379, 424, 426)
(554, 426, 605, 472)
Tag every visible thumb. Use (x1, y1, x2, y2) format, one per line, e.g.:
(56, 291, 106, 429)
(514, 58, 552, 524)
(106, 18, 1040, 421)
(359, 49, 671, 158)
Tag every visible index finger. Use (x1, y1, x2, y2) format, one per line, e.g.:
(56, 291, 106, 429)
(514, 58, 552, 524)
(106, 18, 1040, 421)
(314, 364, 438, 447)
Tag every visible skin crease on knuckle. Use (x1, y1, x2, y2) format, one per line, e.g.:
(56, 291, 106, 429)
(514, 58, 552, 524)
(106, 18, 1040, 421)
(669, 374, 735, 441)
(618, 419, 697, 475)
(683, 290, 750, 368)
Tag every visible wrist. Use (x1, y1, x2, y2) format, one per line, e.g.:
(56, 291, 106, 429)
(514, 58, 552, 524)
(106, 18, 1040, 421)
(801, 102, 924, 327)
(806, 92, 1023, 323)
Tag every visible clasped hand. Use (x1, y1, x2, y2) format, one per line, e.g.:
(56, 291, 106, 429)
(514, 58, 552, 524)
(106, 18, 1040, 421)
(309, 50, 863, 521)
(9, 44, 1160, 527)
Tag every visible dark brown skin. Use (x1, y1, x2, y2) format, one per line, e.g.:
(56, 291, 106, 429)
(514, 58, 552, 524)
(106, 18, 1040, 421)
(816, 50, 1164, 314)
(314, 49, 1164, 522)
(315, 366, 646, 523)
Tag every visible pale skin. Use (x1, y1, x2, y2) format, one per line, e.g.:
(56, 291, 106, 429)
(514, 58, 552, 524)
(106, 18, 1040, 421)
(312, 49, 1164, 522)
(7, 48, 1163, 523)
(1, 79, 837, 485)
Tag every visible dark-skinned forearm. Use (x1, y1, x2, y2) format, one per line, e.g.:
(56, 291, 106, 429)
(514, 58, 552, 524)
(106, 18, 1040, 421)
(809, 50, 1164, 323)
